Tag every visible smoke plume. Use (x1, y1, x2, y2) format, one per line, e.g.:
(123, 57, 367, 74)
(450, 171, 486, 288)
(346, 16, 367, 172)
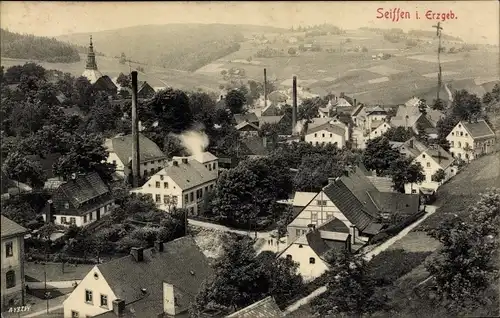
(294, 121, 304, 135)
(177, 130, 209, 157)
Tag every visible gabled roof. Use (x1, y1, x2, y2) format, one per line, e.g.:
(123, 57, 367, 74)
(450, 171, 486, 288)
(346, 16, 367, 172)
(399, 137, 428, 158)
(293, 192, 317, 207)
(461, 120, 495, 139)
(234, 113, 259, 125)
(370, 192, 420, 217)
(366, 105, 387, 114)
(351, 103, 365, 116)
(336, 98, 352, 107)
(306, 122, 345, 137)
(94, 75, 118, 91)
(425, 145, 454, 169)
(95, 236, 213, 318)
(226, 296, 283, 318)
(235, 121, 260, 131)
(258, 115, 284, 126)
(46, 172, 113, 216)
(241, 137, 269, 157)
(405, 97, 421, 108)
(367, 176, 395, 193)
(322, 167, 381, 233)
(106, 134, 166, 165)
(157, 160, 216, 190)
(189, 151, 218, 164)
(1, 215, 29, 238)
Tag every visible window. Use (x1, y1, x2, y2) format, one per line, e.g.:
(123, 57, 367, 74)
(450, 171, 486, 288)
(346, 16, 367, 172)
(100, 294, 108, 308)
(296, 229, 301, 237)
(164, 195, 170, 204)
(155, 194, 161, 203)
(451, 141, 454, 147)
(322, 133, 325, 138)
(326, 212, 333, 220)
(411, 189, 417, 194)
(150, 168, 154, 174)
(71, 311, 79, 318)
(452, 132, 454, 136)
(64, 203, 70, 209)
(316, 200, 327, 206)
(309, 257, 316, 264)
(189, 207, 194, 215)
(156, 182, 160, 188)
(314, 133, 317, 137)
(6, 270, 15, 288)
(299, 244, 303, 248)
(465, 142, 469, 148)
(61, 217, 67, 224)
(330, 133, 332, 137)
(190, 192, 194, 202)
(164, 182, 168, 189)
(286, 255, 292, 261)
(89, 212, 93, 221)
(210, 184, 214, 190)
(451, 169, 454, 173)
(426, 162, 431, 168)
(458, 141, 462, 148)
(70, 217, 76, 224)
(213, 162, 217, 169)
(184, 194, 189, 204)
(460, 132, 464, 136)
(85, 290, 93, 303)
(160, 175, 164, 181)
(172, 196, 178, 205)
(83, 215, 87, 223)
(112, 160, 116, 165)
(311, 212, 318, 223)
(465, 133, 468, 136)
(422, 154, 426, 158)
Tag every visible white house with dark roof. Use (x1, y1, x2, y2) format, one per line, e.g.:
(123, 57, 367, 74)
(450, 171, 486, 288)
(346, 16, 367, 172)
(1, 216, 30, 310)
(304, 120, 349, 147)
(279, 218, 352, 281)
(131, 154, 218, 216)
(42, 173, 114, 227)
(390, 102, 445, 136)
(394, 138, 457, 194)
(235, 121, 260, 137)
(104, 133, 167, 180)
(63, 237, 213, 318)
(446, 120, 496, 161)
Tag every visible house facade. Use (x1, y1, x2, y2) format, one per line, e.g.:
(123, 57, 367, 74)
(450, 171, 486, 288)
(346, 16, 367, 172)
(1, 216, 29, 310)
(63, 237, 213, 318)
(131, 154, 218, 216)
(446, 120, 496, 161)
(42, 173, 114, 227)
(235, 121, 260, 137)
(104, 134, 167, 180)
(304, 121, 348, 148)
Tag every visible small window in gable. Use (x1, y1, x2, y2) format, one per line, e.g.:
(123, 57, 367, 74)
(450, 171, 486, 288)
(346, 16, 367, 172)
(286, 254, 292, 261)
(422, 154, 426, 158)
(309, 257, 316, 264)
(64, 203, 70, 209)
(299, 244, 303, 248)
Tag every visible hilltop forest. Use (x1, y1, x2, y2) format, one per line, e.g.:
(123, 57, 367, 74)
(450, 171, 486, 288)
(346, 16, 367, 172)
(0, 29, 83, 63)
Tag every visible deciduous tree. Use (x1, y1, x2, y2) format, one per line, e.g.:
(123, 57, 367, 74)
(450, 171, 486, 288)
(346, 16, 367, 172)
(362, 136, 402, 176)
(388, 156, 425, 193)
(226, 89, 247, 114)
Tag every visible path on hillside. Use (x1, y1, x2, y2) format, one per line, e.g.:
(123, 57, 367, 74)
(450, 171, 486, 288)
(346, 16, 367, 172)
(283, 206, 438, 315)
(444, 83, 453, 106)
(188, 219, 271, 239)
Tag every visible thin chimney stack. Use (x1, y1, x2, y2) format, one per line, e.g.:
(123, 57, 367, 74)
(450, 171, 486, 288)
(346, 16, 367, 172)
(263, 68, 267, 108)
(292, 76, 297, 135)
(131, 71, 140, 188)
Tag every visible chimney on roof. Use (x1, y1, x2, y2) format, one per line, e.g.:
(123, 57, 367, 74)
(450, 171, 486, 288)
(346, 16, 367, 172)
(262, 136, 267, 148)
(112, 299, 125, 317)
(409, 139, 414, 148)
(263, 68, 268, 108)
(131, 71, 141, 188)
(292, 76, 298, 135)
(328, 177, 336, 184)
(354, 98, 357, 106)
(155, 241, 163, 252)
(163, 282, 178, 316)
(173, 160, 178, 167)
(181, 158, 188, 164)
(130, 247, 144, 262)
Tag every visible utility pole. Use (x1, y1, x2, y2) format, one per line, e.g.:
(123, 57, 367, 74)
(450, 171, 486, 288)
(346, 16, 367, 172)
(433, 22, 444, 101)
(263, 68, 267, 108)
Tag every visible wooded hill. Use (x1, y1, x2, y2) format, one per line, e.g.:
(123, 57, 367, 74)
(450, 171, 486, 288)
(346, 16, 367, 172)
(1, 28, 82, 63)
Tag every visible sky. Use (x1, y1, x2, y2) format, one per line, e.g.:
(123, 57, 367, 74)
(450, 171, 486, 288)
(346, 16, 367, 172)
(1, 1, 499, 44)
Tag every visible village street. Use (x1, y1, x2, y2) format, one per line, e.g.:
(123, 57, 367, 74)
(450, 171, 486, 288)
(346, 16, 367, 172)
(188, 218, 272, 239)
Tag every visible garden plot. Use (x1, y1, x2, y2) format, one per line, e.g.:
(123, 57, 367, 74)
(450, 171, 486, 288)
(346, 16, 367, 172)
(195, 63, 226, 73)
(365, 65, 403, 76)
(407, 54, 464, 63)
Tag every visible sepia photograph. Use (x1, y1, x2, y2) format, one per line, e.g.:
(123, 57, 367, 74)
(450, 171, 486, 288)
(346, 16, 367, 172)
(0, 1, 499, 317)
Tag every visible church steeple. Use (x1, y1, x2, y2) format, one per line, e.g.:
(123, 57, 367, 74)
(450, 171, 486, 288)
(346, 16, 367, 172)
(85, 35, 98, 70)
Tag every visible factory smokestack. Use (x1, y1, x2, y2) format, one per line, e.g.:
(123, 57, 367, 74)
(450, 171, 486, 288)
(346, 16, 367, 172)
(292, 76, 297, 135)
(131, 71, 140, 188)
(263, 68, 267, 108)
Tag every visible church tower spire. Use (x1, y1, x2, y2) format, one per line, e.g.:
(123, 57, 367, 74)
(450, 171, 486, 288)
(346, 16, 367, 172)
(85, 35, 98, 70)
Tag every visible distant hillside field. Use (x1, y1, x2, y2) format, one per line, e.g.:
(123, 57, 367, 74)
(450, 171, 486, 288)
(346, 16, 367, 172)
(0, 28, 81, 63)
(55, 24, 287, 72)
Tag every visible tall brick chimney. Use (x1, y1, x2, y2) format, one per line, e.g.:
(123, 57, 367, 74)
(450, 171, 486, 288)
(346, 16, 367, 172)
(292, 76, 297, 135)
(131, 71, 140, 188)
(263, 68, 267, 108)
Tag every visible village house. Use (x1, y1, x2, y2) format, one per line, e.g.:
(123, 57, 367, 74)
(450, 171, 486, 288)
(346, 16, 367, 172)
(226, 296, 284, 317)
(119, 81, 156, 100)
(394, 138, 456, 194)
(278, 218, 352, 281)
(42, 173, 114, 227)
(390, 98, 444, 137)
(235, 121, 260, 137)
(1, 216, 29, 311)
(352, 120, 393, 149)
(233, 113, 260, 127)
(351, 104, 388, 130)
(286, 166, 419, 246)
(304, 119, 349, 148)
(104, 134, 167, 180)
(258, 115, 284, 128)
(63, 237, 213, 318)
(446, 119, 496, 161)
(130, 153, 218, 216)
